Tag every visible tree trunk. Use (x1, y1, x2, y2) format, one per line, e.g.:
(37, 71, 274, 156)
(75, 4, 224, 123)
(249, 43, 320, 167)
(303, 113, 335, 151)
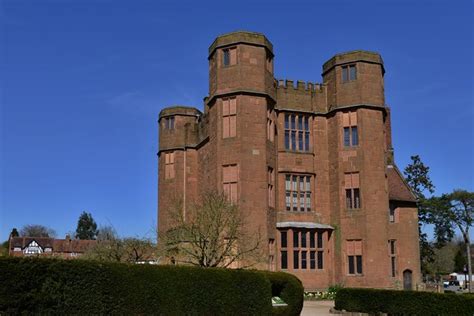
(465, 233, 472, 293)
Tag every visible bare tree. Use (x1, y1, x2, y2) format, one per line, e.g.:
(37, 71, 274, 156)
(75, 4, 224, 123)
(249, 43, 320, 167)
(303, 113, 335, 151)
(83, 235, 155, 264)
(20, 224, 56, 238)
(96, 225, 118, 241)
(158, 191, 263, 268)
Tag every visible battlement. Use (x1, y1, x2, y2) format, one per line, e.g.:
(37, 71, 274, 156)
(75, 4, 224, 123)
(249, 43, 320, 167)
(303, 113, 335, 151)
(276, 79, 325, 93)
(158, 106, 202, 121)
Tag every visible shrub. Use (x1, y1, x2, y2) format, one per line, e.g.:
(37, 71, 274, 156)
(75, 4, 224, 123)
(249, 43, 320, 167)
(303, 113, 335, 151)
(260, 271, 304, 316)
(0, 257, 272, 315)
(335, 288, 474, 315)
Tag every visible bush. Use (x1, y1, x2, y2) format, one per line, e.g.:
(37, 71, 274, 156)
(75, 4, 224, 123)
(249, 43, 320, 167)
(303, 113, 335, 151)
(260, 271, 304, 316)
(335, 288, 474, 315)
(0, 257, 272, 315)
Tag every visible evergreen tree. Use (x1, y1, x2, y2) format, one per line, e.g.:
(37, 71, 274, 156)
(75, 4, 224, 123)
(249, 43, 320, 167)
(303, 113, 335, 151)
(75, 211, 98, 240)
(10, 228, 19, 238)
(404, 155, 435, 275)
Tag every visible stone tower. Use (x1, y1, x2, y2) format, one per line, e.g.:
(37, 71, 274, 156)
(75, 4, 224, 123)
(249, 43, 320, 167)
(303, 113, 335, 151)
(158, 31, 420, 290)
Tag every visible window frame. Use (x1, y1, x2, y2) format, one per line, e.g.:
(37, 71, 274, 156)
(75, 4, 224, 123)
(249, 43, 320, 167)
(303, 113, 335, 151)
(164, 116, 175, 130)
(222, 97, 237, 139)
(342, 64, 357, 83)
(347, 239, 363, 275)
(287, 229, 325, 271)
(389, 239, 397, 277)
(222, 47, 237, 67)
(342, 111, 359, 148)
(268, 167, 275, 208)
(285, 174, 312, 212)
(222, 164, 238, 204)
(345, 172, 361, 210)
(284, 113, 310, 152)
(164, 152, 175, 180)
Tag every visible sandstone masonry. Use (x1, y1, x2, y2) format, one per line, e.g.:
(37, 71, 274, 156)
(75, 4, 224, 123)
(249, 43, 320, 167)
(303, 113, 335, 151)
(158, 31, 420, 290)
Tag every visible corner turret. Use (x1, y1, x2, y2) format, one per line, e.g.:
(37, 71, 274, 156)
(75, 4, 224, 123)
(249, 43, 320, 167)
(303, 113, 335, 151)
(208, 31, 276, 103)
(322, 50, 385, 109)
(158, 106, 202, 151)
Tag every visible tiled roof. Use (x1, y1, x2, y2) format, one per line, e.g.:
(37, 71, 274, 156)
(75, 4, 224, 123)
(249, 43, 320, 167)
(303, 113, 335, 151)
(387, 165, 417, 203)
(9, 237, 96, 253)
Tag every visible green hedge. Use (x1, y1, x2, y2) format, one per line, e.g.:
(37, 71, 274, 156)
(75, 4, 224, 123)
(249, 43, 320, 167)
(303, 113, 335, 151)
(0, 257, 273, 315)
(260, 271, 304, 316)
(335, 288, 474, 315)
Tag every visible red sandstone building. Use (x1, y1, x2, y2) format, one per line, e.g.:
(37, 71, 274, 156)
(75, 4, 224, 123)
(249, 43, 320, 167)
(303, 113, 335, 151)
(158, 31, 420, 290)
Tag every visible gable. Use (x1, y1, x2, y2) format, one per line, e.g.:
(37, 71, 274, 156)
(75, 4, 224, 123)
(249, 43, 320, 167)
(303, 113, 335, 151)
(387, 165, 417, 203)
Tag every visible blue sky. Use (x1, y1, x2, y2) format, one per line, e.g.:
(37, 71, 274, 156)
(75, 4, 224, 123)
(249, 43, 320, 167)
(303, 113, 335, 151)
(1, 0, 473, 241)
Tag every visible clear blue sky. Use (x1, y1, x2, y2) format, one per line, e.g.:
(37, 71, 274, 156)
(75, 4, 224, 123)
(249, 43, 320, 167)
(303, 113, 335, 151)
(1, 0, 473, 241)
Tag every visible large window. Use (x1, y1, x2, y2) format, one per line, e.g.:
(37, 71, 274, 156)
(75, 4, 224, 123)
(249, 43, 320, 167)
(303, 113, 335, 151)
(342, 111, 358, 147)
(344, 172, 360, 209)
(347, 240, 363, 275)
(222, 97, 237, 138)
(281, 229, 326, 270)
(284, 114, 310, 151)
(285, 175, 311, 212)
(164, 152, 175, 179)
(223, 164, 238, 203)
(389, 240, 397, 277)
(342, 65, 357, 82)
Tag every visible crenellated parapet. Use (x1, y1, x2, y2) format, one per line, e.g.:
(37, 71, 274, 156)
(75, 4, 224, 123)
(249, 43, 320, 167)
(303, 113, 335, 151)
(275, 79, 327, 113)
(277, 79, 325, 93)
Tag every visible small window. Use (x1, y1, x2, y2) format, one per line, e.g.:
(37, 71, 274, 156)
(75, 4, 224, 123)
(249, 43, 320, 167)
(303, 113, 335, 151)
(347, 239, 363, 275)
(345, 173, 361, 209)
(164, 116, 175, 130)
(389, 203, 397, 223)
(223, 47, 237, 66)
(342, 112, 358, 147)
(389, 240, 397, 277)
(342, 65, 357, 82)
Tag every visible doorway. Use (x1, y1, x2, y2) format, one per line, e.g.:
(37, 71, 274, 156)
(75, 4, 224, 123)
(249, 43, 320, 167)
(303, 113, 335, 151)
(403, 269, 413, 290)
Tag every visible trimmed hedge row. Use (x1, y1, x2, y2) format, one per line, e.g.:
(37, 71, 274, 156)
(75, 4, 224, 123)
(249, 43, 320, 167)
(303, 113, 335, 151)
(261, 271, 304, 316)
(0, 257, 304, 315)
(335, 288, 474, 315)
